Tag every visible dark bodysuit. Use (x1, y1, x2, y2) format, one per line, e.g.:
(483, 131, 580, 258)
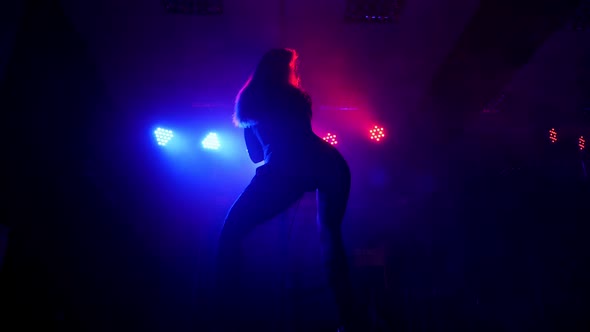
(244, 84, 316, 164)
(216, 84, 363, 331)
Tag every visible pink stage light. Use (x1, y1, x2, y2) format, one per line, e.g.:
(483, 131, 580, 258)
(323, 133, 338, 145)
(549, 128, 558, 143)
(369, 125, 385, 142)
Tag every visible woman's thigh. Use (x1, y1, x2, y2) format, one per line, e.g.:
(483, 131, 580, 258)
(222, 164, 311, 238)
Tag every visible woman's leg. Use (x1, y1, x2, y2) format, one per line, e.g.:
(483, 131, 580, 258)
(215, 165, 308, 330)
(316, 152, 365, 331)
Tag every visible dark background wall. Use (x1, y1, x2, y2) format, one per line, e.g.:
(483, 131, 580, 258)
(1, 0, 589, 331)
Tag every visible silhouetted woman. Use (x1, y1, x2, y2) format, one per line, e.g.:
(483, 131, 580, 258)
(216, 48, 363, 332)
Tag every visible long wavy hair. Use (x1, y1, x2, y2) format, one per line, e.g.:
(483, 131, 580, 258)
(233, 48, 303, 127)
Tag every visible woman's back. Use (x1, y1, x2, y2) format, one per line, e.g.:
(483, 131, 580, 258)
(239, 84, 318, 163)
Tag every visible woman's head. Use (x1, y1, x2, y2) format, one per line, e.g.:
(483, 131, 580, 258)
(251, 48, 300, 87)
(233, 48, 305, 127)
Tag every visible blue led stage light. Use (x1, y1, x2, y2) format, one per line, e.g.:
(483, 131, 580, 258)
(202, 132, 221, 150)
(155, 128, 174, 146)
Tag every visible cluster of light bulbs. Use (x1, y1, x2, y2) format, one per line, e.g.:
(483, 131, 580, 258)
(548, 128, 586, 151)
(155, 128, 174, 146)
(322, 125, 386, 145)
(154, 127, 221, 150)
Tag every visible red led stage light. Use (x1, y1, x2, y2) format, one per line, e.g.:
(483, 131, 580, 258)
(549, 128, 558, 143)
(323, 133, 338, 145)
(369, 125, 385, 142)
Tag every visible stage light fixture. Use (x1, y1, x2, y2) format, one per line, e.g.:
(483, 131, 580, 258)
(369, 125, 385, 142)
(549, 128, 558, 143)
(579, 136, 586, 151)
(344, 0, 403, 22)
(323, 133, 338, 145)
(202, 132, 221, 150)
(155, 128, 174, 146)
